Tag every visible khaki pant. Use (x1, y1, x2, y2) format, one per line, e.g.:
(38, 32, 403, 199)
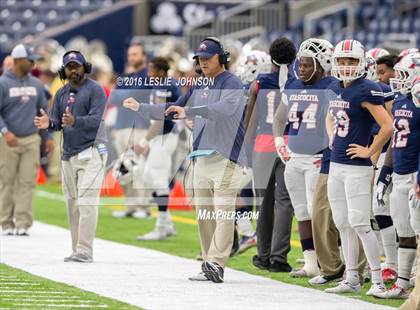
(113, 128, 149, 212)
(193, 153, 242, 267)
(61, 147, 107, 258)
(312, 173, 367, 277)
(0, 134, 40, 230)
(400, 240, 420, 310)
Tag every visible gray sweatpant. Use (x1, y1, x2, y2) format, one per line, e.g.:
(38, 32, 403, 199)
(253, 152, 294, 263)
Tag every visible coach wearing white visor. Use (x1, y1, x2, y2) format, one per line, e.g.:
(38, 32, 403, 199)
(0, 44, 51, 236)
(124, 37, 247, 283)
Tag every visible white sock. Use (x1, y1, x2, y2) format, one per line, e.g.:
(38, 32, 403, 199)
(355, 226, 382, 272)
(380, 226, 398, 269)
(236, 217, 254, 237)
(371, 269, 383, 285)
(346, 270, 359, 285)
(156, 211, 167, 228)
(397, 247, 417, 290)
(339, 227, 359, 271)
(303, 250, 319, 274)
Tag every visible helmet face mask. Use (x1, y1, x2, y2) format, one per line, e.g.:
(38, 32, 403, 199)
(366, 55, 378, 81)
(297, 38, 333, 73)
(389, 52, 420, 95)
(331, 40, 366, 82)
(236, 50, 271, 84)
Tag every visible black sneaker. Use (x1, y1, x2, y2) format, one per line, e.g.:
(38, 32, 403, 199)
(268, 261, 292, 272)
(202, 262, 224, 283)
(252, 255, 270, 270)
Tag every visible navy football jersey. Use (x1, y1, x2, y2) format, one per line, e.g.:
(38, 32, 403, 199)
(150, 82, 181, 135)
(328, 78, 384, 166)
(391, 94, 420, 174)
(253, 71, 296, 152)
(285, 76, 336, 154)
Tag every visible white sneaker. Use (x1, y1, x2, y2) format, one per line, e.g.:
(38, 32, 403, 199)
(373, 284, 409, 299)
(324, 281, 361, 294)
(2, 228, 14, 236)
(112, 211, 131, 218)
(366, 283, 386, 296)
(136, 227, 167, 241)
(166, 225, 176, 237)
(132, 210, 150, 219)
(15, 228, 29, 236)
(290, 267, 318, 278)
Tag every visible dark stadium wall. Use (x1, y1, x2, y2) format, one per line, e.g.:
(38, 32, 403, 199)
(53, 6, 134, 74)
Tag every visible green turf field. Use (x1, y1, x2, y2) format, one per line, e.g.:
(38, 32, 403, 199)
(0, 264, 140, 310)
(4, 184, 404, 309)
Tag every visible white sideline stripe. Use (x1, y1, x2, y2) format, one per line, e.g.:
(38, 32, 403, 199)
(0, 295, 82, 299)
(35, 190, 66, 202)
(1, 282, 40, 286)
(2, 222, 396, 310)
(3, 298, 98, 303)
(11, 304, 108, 308)
(0, 290, 66, 294)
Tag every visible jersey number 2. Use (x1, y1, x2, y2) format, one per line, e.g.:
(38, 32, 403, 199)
(392, 118, 410, 148)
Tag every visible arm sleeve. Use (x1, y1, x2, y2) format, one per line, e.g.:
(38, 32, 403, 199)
(73, 85, 106, 130)
(0, 84, 7, 132)
(48, 90, 63, 131)
(362, 82, 385, 105)
(138, 87, 193, 120)
(198, 77, 246, 120)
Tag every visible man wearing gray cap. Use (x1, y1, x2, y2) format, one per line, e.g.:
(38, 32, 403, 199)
(0, 44, 52, 236)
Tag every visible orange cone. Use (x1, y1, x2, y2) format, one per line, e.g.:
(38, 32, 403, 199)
(101, 170, 124, 197)
(168, 181, 192, 210)
(36, 167, 47, 184)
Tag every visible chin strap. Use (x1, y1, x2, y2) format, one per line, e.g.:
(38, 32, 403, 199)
(272, 59, 289, 92)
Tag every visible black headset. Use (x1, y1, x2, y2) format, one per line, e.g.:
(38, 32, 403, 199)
(200, 37, 231, 65)
(58, 50, 92, 80)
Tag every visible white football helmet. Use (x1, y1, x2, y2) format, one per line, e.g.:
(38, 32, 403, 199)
(390, 52, 420, 95)
(297, 38, 334, 74)
(366, 55, 378, 81)
(411, 76, 420, 107)
(398, 48, 419, 58)
(113, 149, 139, 186)
(331, 39, 366, 82)
(236, 50, 271, 84)
(367, 47, 389, 60)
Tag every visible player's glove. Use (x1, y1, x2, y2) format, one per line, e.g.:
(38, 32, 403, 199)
(274, 136, 291, 164)
(376, 165, 393, 207)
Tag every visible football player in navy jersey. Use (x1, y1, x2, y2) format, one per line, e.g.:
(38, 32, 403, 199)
(324, 39, 393, 295)
(366, 54, 399, 282)
(234, 50, 272, 255)
(375, 53, 420, 299)
(132, 57, 181, 241)
(244, 37, 296, 273)
(273, 38, 336, 279)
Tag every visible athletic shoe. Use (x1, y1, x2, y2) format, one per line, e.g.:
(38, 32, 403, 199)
(373, 283, 409, 299)
(237, 233, 257, 254)
(290, 266, 319, 278)
(188, 272, 209, 281)
(166, 225, 177, 237)
(382, 268, 397, 283)
(132, 210, 151, 219)
(269, 261, 292, 273)
(2, 228, 14, 236)
(309, 265, 345, 285)
(112, 211, 132, 218)
(202, 262, 224, 283)
(70, 253, 93, 263)
(366, 283, 386, 296)
(15, 228, 29, 236)
(252, 255, 270, 270)
(136, 227, 167, 241)
(64, 254, 76, 262)
(324, 281, 361, 294)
